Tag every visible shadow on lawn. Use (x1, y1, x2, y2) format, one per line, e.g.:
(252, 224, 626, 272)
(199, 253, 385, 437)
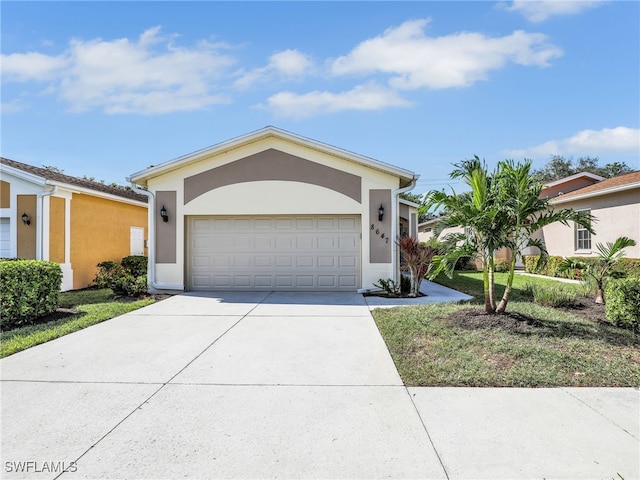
(442, 307, 638, 347)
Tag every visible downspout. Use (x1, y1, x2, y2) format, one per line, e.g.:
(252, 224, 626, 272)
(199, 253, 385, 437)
(127, 178, 183, 292)
(391, 175, 419, 283)
(37, 185, 57, 260)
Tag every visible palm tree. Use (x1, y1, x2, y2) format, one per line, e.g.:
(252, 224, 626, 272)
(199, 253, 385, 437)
(494, 159, 595, 313)
(426, 156, 506, 313)
(559, 236, 636, 304)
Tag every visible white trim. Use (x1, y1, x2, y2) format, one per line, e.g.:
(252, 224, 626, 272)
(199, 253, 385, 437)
(130, 126, 416, 185)
(399, 198, 420, 208)
(551, 182, 640, 204)
(543, 171, 604, 188)
(45, 180, 148, 207)
(0, 164, 47, 186)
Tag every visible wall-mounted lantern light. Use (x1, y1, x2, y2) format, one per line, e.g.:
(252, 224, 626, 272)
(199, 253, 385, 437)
(21, 213, 31, 226)
(160, 205, 169, 223)
(378, 204, 384, 222)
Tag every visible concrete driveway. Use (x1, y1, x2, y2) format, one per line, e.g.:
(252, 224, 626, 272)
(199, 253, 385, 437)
(1, 292, 638, 479)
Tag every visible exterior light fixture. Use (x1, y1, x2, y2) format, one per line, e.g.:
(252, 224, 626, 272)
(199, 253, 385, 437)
(21, 213, 31, 226)
(160, 205, 169, 223)
(378, 204, 385, 222)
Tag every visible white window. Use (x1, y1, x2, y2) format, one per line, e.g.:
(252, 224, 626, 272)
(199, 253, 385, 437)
(575, 212, 591, 251)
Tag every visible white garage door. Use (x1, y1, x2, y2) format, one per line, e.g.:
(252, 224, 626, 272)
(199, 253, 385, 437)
(188, 216, 361, 291)
(0, 218, 10, 258)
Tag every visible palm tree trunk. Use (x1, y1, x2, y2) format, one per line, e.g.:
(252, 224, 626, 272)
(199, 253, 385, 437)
(486, 255, 497, 313)
(483, 261, 492, 313)
(595, 280, 604, 304)
(496, 255, 518, 313)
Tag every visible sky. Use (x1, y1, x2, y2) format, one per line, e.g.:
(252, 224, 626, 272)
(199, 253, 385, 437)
(1, 1, 639, 195)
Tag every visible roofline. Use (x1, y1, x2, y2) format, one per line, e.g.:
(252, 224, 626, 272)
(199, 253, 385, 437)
(399, 198, 421, 208)
(551, 181, 640, 204)
(543, 171, 605, 188)
(0, 163, 47, 186)
(129, 126, 417, 184)
(46, 180, 148, 207)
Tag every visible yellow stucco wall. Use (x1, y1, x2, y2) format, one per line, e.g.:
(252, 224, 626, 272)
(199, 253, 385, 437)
(49, 196, 65, 264)
(0, 180, 10, 208)
(70, 193, 147, 289)
(17, 195, 37, 259)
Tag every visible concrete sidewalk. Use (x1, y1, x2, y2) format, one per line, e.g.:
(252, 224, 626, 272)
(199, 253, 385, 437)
(1, 291, 638, 479)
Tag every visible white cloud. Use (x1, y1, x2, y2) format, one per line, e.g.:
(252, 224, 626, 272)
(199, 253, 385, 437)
(1, 100, 29, 114)
(504, 126, 640, 157)
(502, 1, 606, 23)
(264, 83, 411, 118)
(1, 27, 235, 115)
(1, 52, 68, 82)
(331, 19, 563, 90)
(235, 49, 312, 89)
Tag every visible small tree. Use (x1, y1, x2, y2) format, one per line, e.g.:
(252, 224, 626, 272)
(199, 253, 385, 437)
(397, 236, 437, 297)
(425, 157, 506, 313)
(559, 236, 637, 304)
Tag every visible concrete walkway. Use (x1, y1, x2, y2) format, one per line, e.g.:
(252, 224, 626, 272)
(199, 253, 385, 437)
(1, 292, 638, 479)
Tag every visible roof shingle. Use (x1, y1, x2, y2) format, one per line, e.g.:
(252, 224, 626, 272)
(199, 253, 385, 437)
(555, 170, 640, 200)
(0, 157, 148, 203)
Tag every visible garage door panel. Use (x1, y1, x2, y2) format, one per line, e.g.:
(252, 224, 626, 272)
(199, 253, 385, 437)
(188, 216, 360, 291)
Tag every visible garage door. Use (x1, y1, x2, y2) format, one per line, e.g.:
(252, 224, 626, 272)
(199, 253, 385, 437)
(188, 216, 361, 291)
(0, 218, 10, 258)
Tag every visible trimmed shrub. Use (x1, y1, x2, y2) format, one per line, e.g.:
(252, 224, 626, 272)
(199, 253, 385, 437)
(605, 278, 640, 331)
(0, 260, 62, 328)
(121, 255, 148, 277)
(94, 257, 148, 296)
(94, 261, 126, 290)
(495, 257, 509, 272)
(615, 258, 640, 279)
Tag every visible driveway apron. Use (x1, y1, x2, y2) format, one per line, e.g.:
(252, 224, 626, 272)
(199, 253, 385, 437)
(1, 292, 446, 479)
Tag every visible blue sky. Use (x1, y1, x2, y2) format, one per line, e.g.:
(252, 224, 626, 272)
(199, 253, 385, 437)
(2, 1, 639, 194)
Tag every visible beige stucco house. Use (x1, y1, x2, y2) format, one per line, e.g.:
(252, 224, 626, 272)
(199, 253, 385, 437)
(0, 158, 148, 290)
(128, 127, 419, 292)
(418, 170, 640, 265)
(540, 170, 640, 258)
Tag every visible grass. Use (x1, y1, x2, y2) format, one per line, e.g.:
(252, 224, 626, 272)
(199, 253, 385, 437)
(1, 288, 155, 358)
(372, 272, 640, 387)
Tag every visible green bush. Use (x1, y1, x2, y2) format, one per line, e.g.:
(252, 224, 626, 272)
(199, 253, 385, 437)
(0, 260, 62, 328)
(525, 282, 579, 308)
(94, 257, 148, 297)
(121, 255, 148, 277)
(605, 278, 640, 331)
(94, 261, 126, 290)
(495, 257, 509, 272)
(615, 258, 640, 278)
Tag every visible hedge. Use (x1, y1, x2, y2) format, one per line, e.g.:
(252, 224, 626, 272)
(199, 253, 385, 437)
(605, 278, 640, 331)
(0, 260, 62, 329)
(523, 255, 640, 280)
(93, 256, 148, 296)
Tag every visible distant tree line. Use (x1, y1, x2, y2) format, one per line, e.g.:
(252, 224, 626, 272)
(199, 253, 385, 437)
(532, 156, 633, 182)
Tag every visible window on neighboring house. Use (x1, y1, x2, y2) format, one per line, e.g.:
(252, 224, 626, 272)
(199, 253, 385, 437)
(575, 212, 591, 251)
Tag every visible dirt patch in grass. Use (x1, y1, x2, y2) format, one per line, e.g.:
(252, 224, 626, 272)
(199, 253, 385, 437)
(441, 308, 543, 331)
(442, 296, 608, 331)
(555, 297, 606, 323)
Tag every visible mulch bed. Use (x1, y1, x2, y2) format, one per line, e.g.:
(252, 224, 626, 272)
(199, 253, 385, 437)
(440, 297, 607, 331)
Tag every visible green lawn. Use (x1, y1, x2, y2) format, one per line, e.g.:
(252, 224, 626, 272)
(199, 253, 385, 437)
(372, 272, 640, 387)
(1, 289, 155, 358)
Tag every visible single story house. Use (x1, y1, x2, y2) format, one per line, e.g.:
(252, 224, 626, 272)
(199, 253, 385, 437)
(0, 158, 148, 290)
(128, 126, 419, 292)
(540, 170, 640, 258)
(418, 170, 640, 264)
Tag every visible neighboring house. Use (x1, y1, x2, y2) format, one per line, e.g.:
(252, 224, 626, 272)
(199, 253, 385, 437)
(128, 126, 419, 292)
(419, 170, 640, 266)
(539, 170, 640, 259)
(0, 158, 149, 290)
